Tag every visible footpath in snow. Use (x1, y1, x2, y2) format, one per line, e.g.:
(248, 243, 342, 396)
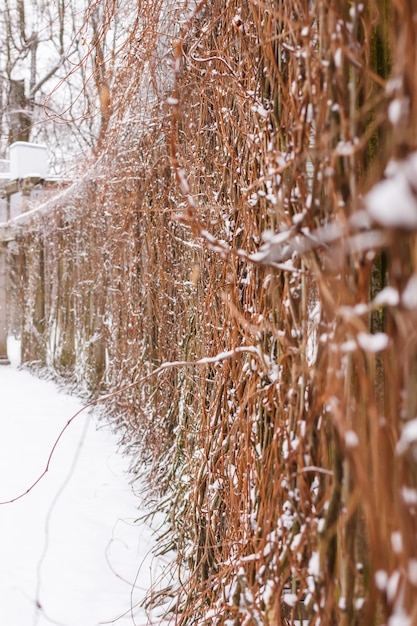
(0, 339, 170, 626)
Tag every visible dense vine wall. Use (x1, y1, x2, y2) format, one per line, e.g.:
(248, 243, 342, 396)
(10, 1, 417, 624)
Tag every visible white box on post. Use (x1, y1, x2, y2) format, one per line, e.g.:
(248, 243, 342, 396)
(9, 142, 48, 180)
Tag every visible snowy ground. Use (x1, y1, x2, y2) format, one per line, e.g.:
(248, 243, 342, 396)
(0, 338, 171, 626)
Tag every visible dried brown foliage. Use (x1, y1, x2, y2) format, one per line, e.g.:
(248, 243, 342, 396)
(10, 0, 417, 624)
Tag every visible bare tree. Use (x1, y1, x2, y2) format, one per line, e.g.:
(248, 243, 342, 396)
(0, 0, 126, 170)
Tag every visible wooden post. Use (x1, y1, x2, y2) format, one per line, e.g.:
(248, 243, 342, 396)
(0, 241, 9, 364)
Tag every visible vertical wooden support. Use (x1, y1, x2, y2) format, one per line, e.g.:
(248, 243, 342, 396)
(0, 242, 10, 364)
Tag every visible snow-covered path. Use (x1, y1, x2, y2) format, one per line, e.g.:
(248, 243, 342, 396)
(0, 339, 168, 626)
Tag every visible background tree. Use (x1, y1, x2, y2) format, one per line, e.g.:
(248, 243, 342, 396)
(0, 0, 125, 171)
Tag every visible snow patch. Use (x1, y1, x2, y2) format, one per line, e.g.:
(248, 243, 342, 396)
(357, 331, 389, 353)
(396, 418, 417, 454)
(341, 339, 358, 353)
(365, 153, 417, 229)
(391, 531, 403, 554)
(308, 552, 320, 577)
(388, 613, 411, 626)
(374, 286, 400, 307)
(345, 430, 359, 448)
(0, 342, 171, 625)
(388, 98, 409, 125)
(402, 274, 417, 309)
(386, 570, 400, 603)
(408, 559, 417, 586)
(334, 48, 342, 68)
(283, 593, 298, 607)
(401, 486, 417, 506)
(374, 569, 388, 590)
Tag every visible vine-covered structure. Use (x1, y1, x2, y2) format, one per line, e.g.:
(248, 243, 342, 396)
(10, 1, 417, 624)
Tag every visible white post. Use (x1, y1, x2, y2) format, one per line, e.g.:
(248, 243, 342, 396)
(0, 242, 9, 364)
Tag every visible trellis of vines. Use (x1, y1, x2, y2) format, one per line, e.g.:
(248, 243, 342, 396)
(9, 0, 417, 625)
